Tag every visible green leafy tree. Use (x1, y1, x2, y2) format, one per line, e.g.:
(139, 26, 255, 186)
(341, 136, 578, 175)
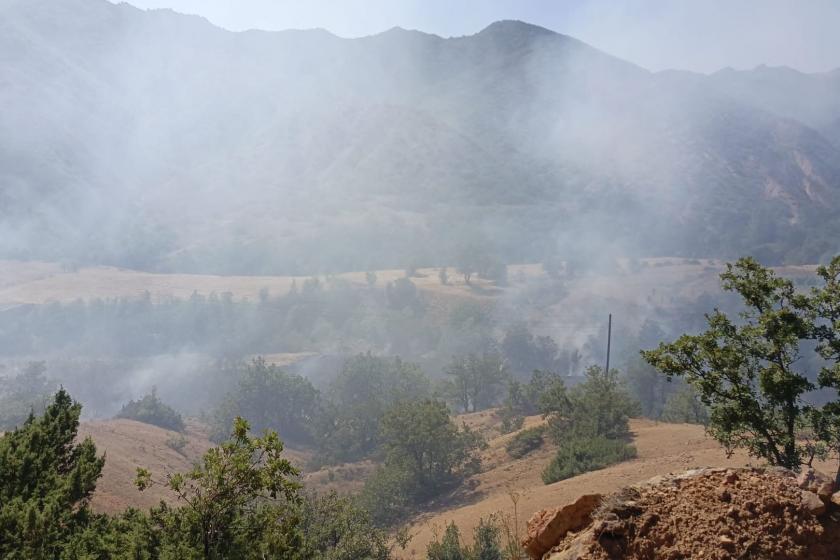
(445, 353, 508, 413)
(211, 358, 320, 445)
(136, 417, 301, 559)
(808, 255, 840, 484)
(499, 370, 567, 432)
(546, 366, 638, 442)
(540, 366, 638, 485)
(117, 387, 185, 432)
(314, 353, 431, 464)
(0, 390, 105, 558)
(643, 258, 814, 469)
(295, 491, 391, 560)
(361, 400, 485, 525)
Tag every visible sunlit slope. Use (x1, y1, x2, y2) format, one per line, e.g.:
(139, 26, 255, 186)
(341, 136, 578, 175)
(399, 418, 754, 559)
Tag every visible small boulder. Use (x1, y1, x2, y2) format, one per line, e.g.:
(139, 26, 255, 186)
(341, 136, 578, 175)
(830, 491, 840, 508)
(796, 468, 834, 502)
(523, 494, 602, 559)
(801, 490, 826, 516)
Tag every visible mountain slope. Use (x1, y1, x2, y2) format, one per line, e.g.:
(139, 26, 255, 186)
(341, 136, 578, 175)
(2, 0, 840, 272)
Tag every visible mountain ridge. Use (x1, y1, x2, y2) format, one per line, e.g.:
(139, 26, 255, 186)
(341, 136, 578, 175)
(2, 0, 840, 273)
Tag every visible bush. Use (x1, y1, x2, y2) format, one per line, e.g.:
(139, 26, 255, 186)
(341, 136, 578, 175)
(505, 426, 545, 459)
(117, 388, 185, 432)
(499, 409, 525, 434)
(541, 436, 636, 484)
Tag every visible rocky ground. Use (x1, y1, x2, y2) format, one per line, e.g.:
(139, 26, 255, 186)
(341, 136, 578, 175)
(524, 467, 840, 560)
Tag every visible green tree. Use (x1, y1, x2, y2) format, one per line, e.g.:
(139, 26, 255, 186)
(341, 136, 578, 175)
(361, 400, 485, 525)
(211, 358, 320, 445)
(546, 366, 638, 442)
(295, 491, 391, 560)
(315, 354, 432, 464)
(136, 417, 301, 559)
(0, 390, 105, 558)
(643, 257, 814, 469)
(445, 353, 508, 413)
(808, 255, 840, 484)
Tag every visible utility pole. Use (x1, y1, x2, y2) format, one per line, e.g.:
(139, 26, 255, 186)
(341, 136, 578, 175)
(605, 313, 612, 373)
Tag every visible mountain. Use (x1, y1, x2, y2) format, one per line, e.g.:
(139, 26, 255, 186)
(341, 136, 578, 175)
(2, 0, 840, 273)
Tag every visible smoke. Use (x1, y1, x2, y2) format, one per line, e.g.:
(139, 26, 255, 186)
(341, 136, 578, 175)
(1, 0, 838, 417)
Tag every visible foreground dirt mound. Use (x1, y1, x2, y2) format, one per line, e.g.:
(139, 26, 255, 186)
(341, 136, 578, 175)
(524, 467, 840, 560)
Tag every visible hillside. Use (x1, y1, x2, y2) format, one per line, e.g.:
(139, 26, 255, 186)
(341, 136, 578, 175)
(399, 418, 753, 558)
(2, 0, 840, 273)
(81, 413, 833, 559)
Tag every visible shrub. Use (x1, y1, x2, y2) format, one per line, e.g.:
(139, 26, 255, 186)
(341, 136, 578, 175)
(117, 388, 185, 432)
(542, 436, 636, 484)
(499, 410, 525, 434)
(165, 432, 188, 455)
(505, 426, 545, 459)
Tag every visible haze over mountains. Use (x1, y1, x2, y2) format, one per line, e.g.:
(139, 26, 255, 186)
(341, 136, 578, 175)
(3, 0, 840, 274)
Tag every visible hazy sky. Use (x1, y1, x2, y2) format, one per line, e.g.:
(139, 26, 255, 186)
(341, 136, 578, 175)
(110, 0, 840, 73)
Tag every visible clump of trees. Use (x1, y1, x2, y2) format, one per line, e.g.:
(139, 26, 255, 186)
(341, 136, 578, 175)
(0, 389, 104, 557)
(360, 399, 486, 525)
(644, 256, 840, 483)
(314, 353, 432, 465)
(117, 387, 186, 432)
(210, 358, 319, 445)
(499, 370, 569, 432)
(541, 366, 640, 484)
(1, 389, 392, 559)
(444, 352, 509, 413)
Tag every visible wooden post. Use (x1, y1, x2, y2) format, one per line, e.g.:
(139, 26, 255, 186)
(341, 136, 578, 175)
(605, 313, 612, 373)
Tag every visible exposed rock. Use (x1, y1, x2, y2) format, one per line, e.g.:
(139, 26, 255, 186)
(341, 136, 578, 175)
(797, 468, 835, 502)
(802, 490, 827, 516)
(537, 467, 840, 560)
(831, 491, 840, 507)
(522, 493, 602, 559)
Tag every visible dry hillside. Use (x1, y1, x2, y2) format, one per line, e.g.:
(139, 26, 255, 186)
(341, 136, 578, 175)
(397, 417, 833, 559)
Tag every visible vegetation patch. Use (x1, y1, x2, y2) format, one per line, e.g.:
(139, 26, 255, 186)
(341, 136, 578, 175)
(542, 435, 637, 484)
(506, 425, 546, 459)
(116, 388, 185, 432)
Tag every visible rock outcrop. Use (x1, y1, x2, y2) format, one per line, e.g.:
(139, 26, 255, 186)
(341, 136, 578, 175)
(522, 494, 602, 559)
(524, 467, 840, 560)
